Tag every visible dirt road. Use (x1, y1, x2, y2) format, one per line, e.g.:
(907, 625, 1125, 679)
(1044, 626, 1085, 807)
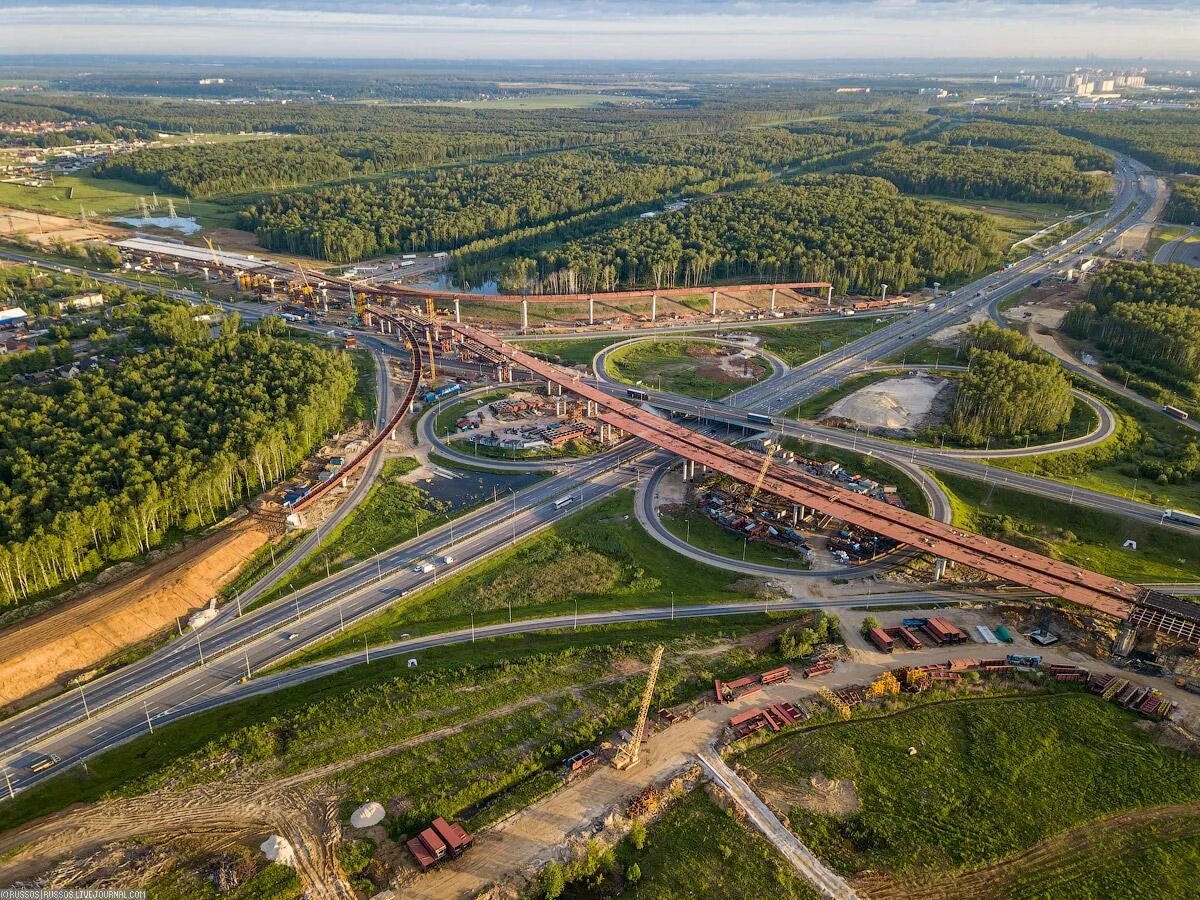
(699, 749, 858, 899)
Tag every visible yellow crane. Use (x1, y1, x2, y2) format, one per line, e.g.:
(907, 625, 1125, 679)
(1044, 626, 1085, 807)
(613, 644, 664, 770)
(202, 236, 221, 268)
(740, 436, 778, 513)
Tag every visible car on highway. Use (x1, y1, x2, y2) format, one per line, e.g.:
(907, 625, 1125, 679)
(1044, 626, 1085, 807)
(413, 562, 436, 573)
(284, 631, 299, 641)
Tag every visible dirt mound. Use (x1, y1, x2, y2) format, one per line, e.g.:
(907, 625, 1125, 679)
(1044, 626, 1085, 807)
(828, 376, 950, 431)
(0, 518, 271, 709)
(758, 773, 860, 818)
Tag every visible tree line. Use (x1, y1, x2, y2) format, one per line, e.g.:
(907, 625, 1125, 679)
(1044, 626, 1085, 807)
(851, 140, 1111, 206)
(0, 288, 356, 608)
(1066, 262, 1200, 405)
(947, 322, 1074, 443)
(980, 108, 1200, 174)
(236, 150, 716, 263)
(500, 174, 1000, 295)
(1167, 181, 1200, 226)
(940, 121, 1113, 170)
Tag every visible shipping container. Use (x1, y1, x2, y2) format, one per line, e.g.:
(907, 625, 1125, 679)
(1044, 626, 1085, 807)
(867, 627, 895, 653)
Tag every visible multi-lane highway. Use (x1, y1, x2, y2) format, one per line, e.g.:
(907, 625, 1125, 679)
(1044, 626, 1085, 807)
(0, 445, 636, 793)
(0, 145, 1183, 802)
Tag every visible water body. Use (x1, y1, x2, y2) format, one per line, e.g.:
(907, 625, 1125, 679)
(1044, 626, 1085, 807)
(410, 273, 500, 295)
(113, 215, 202, 235)
(418, 466, 544, 512)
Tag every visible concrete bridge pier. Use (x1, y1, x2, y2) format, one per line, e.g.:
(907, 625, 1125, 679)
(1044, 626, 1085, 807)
(933, 558, 947, 581)
(651, 293, 657, 322)
(588, 296, 594, 325)
(711, 290, 718, 316)
(827, 285, 834, 306)
(521, 298, 529, 332)
(770, 287, 777, 312)
(454, 298, 461, 323)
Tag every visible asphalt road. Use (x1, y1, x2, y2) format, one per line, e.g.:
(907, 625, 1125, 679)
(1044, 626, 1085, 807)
(0, 449, 637, 791)
(0, 147, 1183, 801)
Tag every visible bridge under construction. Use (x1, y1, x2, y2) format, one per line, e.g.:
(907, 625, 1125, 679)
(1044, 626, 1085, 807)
(352, 298, 1200, 644)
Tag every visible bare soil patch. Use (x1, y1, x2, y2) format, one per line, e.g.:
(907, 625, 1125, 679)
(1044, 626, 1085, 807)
(0, 516, 272, 709)
(827, 375, 952, 431)
(0, 205, 117, 245)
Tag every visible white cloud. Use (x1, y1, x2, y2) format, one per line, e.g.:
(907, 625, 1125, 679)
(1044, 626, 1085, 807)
(0, 2, 1196, 59)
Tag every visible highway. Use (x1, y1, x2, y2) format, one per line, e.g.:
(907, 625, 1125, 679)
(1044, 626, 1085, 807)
(728, 152, 1159, 413)
(0, 444, 639, 792)
(0, 145, 1184, 802)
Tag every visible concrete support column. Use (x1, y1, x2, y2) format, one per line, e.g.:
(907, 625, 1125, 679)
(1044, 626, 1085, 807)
(933, 558, 947, 582)
(454, 298, 461, 323)
(521, 298, 529, 332)
(827, 285, 833, 306)
(711, 290, 718, 316)
(588, 296, 594, 325)
(792, 503, 799, 526)
(770, 287, 777, 312)
(546, 378, 553, 396)
(202, 267, 209, 282)
(651, 293, 657, 321)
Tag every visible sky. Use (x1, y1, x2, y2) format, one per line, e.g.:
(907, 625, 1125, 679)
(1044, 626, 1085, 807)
(2, 1, 1197, 62)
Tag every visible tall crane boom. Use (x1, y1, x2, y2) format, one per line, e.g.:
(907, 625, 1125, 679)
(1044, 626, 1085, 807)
(613, 644, 664, 770)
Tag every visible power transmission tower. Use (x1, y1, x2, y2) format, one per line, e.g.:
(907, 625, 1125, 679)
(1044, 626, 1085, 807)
(613, 644, 664, 770)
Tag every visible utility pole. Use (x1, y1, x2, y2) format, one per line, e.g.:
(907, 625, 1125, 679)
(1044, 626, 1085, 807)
(79, 685, 90, 719)
(3, 769, 13, 800)
(143, 701, 154, 734)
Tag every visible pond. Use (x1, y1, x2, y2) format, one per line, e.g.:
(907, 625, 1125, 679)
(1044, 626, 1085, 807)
(113, 215, 202, 235)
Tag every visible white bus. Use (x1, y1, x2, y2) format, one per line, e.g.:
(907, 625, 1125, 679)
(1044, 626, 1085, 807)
(553, 496, 574, 510)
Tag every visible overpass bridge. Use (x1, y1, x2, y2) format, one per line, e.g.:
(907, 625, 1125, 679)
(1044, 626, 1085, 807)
(361, 300, 1200, 643)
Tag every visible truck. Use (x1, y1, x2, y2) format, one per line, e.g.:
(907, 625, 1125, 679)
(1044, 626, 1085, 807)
(746, 413, 774, 426)
(29, 753, 61, 774)
(1165, 509, 1200, 528)
(413, 562, 435, 574)
(627, 388, 650, 401)
(1007, 654, 1043, 668)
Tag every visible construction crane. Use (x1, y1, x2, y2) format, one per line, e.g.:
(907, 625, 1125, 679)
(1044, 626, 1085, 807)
(739, 436, 778, 513)
(612, 644, 664, 770)
(202, 236, 222, 268)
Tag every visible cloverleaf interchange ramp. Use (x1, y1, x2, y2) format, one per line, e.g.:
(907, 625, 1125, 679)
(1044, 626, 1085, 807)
(366, 302, 1198, 642)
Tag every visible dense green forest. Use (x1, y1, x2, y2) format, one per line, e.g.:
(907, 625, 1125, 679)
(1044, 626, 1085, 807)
(1067, 263, 1200, 400)
(950, 324, 1074, 441)
(1166, 181, 1200, 226)
(500, 174, 999, 294)
(981, 109, 1200, 173)
(236, 150, 716, 262)
(939, 121, 1113, 170)
(851, 140, 1111, 205)
(0, 274, 356, 607)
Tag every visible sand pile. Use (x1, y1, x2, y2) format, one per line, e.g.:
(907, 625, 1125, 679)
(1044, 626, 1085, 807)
(827, 376, 949, 431)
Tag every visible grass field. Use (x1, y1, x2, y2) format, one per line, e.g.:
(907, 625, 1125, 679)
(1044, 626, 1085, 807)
(883, 339, 960, 367)
(0, 615, 792, 839)
(558, 788, 820, 899)
(658, 506, 811, 569)
(0, 173, 236, 228)
(248, 457, 443, 609)
(747, 319, 882, 366)
(431, 390, 509, 436)
(520, 336, 630, 367)
(936, 472, 1200, 583)
(291, 490, 768, 663)
(606, 339, 771, 400)
(991, 387, 1200, 515)
(922, 196, 1093, 249)
(1145, 224, 1195, 260)
(785, 372, 892, 420)
(740, 692, 1200, 877)
(422, 93, 642, 109)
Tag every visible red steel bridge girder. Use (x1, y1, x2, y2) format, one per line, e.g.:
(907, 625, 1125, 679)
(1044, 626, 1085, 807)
(362, 302, 1196, 637)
